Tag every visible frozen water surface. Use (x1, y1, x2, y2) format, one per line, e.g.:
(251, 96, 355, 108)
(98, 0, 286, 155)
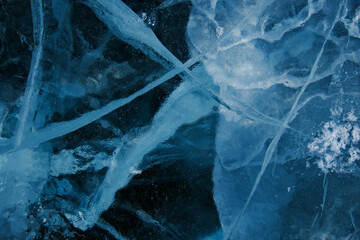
(0, 0, 359, 239)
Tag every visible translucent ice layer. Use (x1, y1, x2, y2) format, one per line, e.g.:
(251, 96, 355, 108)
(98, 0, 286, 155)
(187, 0, 360, 239)
(0, 0, 359, 239)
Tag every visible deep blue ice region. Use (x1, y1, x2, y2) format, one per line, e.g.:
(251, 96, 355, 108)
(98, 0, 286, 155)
(0, 0, 360, 239)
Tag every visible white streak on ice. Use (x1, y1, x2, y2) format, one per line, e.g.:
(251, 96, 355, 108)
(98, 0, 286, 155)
(67, 79, 214, 230)
(0, 0, 297, 155)
(226, 1, 346, 239)
(13, 0, 44, 148)
(87, 0, 291, 130)
(158, 0, 189, 9)
(20, 66, 186, 149)
(96, 218, 128, 240)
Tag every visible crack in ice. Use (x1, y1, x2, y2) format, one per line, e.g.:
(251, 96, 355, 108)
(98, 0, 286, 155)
(13, 0, 44, 148)
(96, 218, 128, 240)
(0, 0, 291, 155)
(226, 1, 346, 238)
(67, 79, 215, 230)
(86, 0, 290, 129)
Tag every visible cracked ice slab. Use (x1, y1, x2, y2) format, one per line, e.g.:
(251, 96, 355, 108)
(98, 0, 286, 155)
(86, 0, 180, 67)
(2, 0, 360, 238)
(13, 0, 44, 148)
(187, 0, 360, 239)
(66, 79, 215, 230)
(87, 0, 286, 129)
(0, 0, 289, 155)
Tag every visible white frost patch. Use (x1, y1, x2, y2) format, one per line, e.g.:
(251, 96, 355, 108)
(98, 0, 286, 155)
(308, 110, 360, 173)
(349, 147, 360, 164)
(346, 109, 358, 122)
(50, 145, 110, 177)
(352, 125, 360, 144)
(130, 167, 142, 175)
(330, 107, 343, 117)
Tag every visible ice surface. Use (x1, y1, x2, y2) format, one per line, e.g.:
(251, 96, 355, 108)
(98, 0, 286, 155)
(1, 0, 360, 239)
(187, 0, 360, 239)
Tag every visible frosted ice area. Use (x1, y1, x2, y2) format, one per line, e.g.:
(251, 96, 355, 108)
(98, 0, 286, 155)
(0, 0, 359, 239)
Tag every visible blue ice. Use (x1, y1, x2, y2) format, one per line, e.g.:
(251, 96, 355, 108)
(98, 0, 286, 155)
(0, 0, 360, 239)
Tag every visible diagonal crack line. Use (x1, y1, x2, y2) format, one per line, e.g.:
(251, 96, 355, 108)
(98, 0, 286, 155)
(88, 0, 284, 128)
(180, 69, 293, 129)
(1, 65, 188, 154)
(96, 218, 128, 240)
(72, 1, 305, 230)
(226, 1, 346, 239)
(0, 0, 285, 154)
(70, 79, 214, 230)
(147, 1, 291, 128)
(157, 0, 189, 10)
(13, 0, 44, 148)
(2, 0, 297, 157)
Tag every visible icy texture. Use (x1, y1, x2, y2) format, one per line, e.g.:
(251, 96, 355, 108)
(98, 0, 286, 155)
(308, 110, 360, 173)
(187, 0, 360, 239)
(0, 0, 360, 239)
(1, 0, 219, 238)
